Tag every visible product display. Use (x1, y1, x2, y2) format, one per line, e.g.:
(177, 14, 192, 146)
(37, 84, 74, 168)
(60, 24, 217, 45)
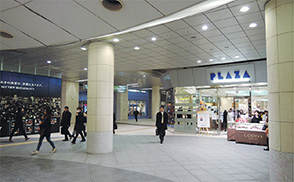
(227, 122, 267, 146)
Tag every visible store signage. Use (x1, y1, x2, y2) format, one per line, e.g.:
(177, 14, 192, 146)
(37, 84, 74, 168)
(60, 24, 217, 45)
(114, 85, 127, 93)
(244, 133, 264, 141)
(206, 64, 255, 84)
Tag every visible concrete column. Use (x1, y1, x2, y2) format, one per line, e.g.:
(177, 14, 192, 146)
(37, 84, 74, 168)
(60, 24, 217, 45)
(265, 0, 294, 181)
(115, 91, 129, 121)
(152, 85, 160, 121)
(61, 81, 79, 125)
(87, 42, 114, 154)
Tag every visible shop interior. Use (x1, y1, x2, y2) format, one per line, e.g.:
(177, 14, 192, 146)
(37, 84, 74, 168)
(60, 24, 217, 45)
(172, 83, 268, 135)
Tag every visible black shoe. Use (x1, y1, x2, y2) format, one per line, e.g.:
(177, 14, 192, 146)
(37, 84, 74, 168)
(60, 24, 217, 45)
(80, 140, 86, 142)
(71, 141, 75, 144)
(62, 139, 68, 141)
(263, 147, 269, 151)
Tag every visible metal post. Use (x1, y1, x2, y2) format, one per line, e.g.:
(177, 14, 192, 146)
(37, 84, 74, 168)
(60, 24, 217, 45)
(217, 88, 221, 135)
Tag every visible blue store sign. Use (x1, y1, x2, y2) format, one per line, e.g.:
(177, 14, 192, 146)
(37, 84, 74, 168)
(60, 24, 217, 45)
(206, 64, 255, 84)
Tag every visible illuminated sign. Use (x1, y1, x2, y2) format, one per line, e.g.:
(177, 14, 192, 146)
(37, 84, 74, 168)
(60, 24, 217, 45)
(206, 64, 255, 84)
(114, 85, 127, 93)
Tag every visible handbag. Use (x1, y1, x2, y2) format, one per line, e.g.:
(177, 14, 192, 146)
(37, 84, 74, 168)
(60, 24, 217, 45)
(155, 128, 159, 136)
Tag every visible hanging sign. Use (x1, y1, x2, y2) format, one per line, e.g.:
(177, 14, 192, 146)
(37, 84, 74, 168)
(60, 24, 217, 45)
(206, 64, 255, 85)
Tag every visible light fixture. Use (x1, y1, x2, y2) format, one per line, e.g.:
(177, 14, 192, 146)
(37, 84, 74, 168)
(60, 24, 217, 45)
(249, 23, 257, 28)
(209, 59, 213, 62)
(113, 38, 120, 42)
(240, 6, 249, 12)
(221, 57, 226, 60)
(202, 25, 208, 30)
(134, 46, 140, 50)
(47, 60, 51, 64)
(143, 75, 146, 77)
(151, 37, 157, 41)
(235, 55, 240, 58)
(84, 68, 88, 71)
(197, 60, 202, 63)
(80, 46, 87, 50)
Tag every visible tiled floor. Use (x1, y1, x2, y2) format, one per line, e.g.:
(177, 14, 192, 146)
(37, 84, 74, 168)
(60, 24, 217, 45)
(0, 122, 270, 182)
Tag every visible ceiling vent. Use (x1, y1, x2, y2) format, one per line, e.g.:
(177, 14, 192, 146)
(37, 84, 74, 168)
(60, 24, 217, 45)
(101, 0, 123, 11)
(0, 31, 13, 39)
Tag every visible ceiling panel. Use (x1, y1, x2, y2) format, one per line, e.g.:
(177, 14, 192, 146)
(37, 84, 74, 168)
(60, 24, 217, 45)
(1, 6, 78, 46)
(214, 17, 239, 28)
(146, 0, 201, 15)
(26, 0, 117, 39)
(205, 8, 233, 21)
(75, 0, 163, 30)
(0, 0, 20, 12)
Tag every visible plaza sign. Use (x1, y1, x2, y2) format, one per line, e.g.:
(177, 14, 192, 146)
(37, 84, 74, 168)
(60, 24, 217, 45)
(206, 64, 255, 85)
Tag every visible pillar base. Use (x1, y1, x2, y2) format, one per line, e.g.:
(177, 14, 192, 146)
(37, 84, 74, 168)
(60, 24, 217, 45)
(87, 131, 113, 154)
(270, 149, 293, 182)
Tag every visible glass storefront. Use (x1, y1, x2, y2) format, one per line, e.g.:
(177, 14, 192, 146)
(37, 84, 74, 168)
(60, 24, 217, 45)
(128, 100, 146, 117)
(172, 83, 268, 134)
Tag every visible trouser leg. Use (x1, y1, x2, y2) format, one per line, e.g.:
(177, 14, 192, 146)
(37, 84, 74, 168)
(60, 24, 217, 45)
(36, 135, 45, 151)
(80, 131, 86, 141)
(46, 135, 55, 149)
(19, 127, 28, 139)
(9, 127, 18, 140)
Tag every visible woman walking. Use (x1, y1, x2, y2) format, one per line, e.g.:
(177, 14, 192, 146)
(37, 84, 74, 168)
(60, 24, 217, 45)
(31, 107, 57, 155)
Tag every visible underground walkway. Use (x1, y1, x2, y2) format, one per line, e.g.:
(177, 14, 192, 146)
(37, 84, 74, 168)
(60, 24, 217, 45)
(0, 123, 269, 182)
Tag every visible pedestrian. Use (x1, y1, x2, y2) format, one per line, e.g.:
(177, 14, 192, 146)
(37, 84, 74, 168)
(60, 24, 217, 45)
(31, 107, 57, 155)
(113, 113, 118, 134)
(60, 106, 72, 141)
(71, 107, 86, 144)
(9, 107, 30, 142)
(133, 108, 139, 122)
(223, 110, 228, 131)
(263, 117, 269, 151)
(156, 106, 168, 144)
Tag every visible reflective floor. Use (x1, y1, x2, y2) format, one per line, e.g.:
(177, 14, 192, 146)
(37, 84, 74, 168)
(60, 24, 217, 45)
(0, 119, 269, 182)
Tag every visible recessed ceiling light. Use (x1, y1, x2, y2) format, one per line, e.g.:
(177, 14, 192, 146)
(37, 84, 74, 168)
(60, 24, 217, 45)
(84, 68, 88, 71)
(167, 34, 171, 37)
(249, 23, 257, 28)
(134, 46, 140, 50)
(143, 75, 146, 77)
(184, 30, 189, 33)
(113, 38, 120, 42)
(240, 6, 249, 12)
(221, 57, 226, 60)
(202, 25, 208, 31)
(47, 60, 51, 64)
(197, 60, 202, 63)
(80, 46, 87, 50)
(151, 37, 157, 41)
(235, 55, 240, 58)
(209, 59, 213, 62)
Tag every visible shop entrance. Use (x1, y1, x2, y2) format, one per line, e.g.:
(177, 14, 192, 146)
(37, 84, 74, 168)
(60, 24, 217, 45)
(173, 84, 268, 135)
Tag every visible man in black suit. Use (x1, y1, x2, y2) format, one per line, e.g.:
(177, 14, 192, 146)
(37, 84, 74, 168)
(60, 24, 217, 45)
(156, 106, 168, 144)
(61, 106, 72, 141)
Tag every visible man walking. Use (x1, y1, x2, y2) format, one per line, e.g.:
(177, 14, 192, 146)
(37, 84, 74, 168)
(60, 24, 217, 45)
(133, 108, 139, 122)
(61, 106, 72, 141)
(156, 106, 168, 144)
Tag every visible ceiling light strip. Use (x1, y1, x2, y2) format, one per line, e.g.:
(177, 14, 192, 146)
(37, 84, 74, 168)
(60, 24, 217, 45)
(87, 0, 234, 41)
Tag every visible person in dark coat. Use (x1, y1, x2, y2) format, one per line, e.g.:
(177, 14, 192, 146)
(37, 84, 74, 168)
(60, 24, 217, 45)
(31, 107, 56, 155)
(9, 107, 30, 142)
(113, 113, 118, 134)
(61, 106, 72, 141)
(252, 111, 262, 123)
(71, 107, 86, 144)
(156, 106, 168, 144)
(223, 110, 228, 131)
(133, 108, 139, 122)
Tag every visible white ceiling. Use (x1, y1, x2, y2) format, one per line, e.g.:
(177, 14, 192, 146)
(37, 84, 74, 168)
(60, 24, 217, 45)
(0, 0, 268, 85)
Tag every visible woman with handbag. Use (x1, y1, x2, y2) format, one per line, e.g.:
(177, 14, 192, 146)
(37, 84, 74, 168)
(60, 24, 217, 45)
(31, 107, 57, 155)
